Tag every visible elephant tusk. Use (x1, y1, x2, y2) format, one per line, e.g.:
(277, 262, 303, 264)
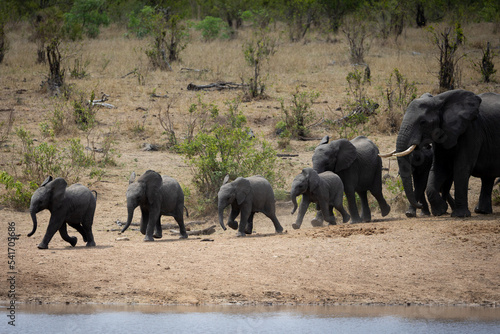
(378, 150, 397, 158)
(393, 144, 417, 157)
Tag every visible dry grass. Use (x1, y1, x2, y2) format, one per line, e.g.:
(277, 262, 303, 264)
(0, 21, 499, 213)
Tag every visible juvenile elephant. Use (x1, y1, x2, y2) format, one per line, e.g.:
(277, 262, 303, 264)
(380, 143, 455, 217)
(312, 135, 391, 223)
(28, 176, 97, 249)
(121, 170, 188, 241)
(290, 168, 350, 229)
(218, 175, 284, 237)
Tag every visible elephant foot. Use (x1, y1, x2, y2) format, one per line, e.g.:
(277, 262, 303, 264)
(431, 201, 448, 216)
(228, 221, 238, 230)
(236, 231, 246, 237)
(350, 217, 362, 224)
(153, 234, 163, 239)
(405, 207, 417, 218)
(310, 218, 324, 227)
(37, 243, 48, 249)
(86, 241, 96, 247)
(69, 237, 77, 247)
(275, 227, 284, 234)
(179, 233, 188, 239)
(474, 205, 492, 214)
(292, 223, 301, 230)
(143, 235, 155, 242)
(342, 214, 350, 224)
(380, 203, 391, 217)
(451, 208, 471, 218)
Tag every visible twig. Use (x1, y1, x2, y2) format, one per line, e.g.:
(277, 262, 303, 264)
(187, 82, 248, 91)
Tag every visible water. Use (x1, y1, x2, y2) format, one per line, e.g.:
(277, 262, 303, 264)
(3, 304, 500, 334)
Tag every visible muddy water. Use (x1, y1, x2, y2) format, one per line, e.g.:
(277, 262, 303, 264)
(4, 304, 500, 334)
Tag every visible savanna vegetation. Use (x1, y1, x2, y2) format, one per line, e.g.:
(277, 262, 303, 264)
(0, 0, 499, 216)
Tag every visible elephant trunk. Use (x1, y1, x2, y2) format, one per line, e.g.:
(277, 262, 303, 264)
(28, 210, 38, 237)
(121, 205, 135, 233)
(218, 206, 227, 231)
(396, 127, 422, 209)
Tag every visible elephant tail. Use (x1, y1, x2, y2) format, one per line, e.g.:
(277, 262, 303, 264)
(91, 190, 98, 200)
(184, 206, 189, 218)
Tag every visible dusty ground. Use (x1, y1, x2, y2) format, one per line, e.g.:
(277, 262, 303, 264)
(2, 149, 500, 307)
(1, 23, 500, 307)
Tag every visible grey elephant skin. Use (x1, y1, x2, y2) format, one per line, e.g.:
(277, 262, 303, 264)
(121, 170, 188, 241)
(28, 176, 96, 249)
(383, 144, 455, 217)
(312, 135, 391, 223)
(395, 89, 500, 217)
(218, 175, 284, 237)
(290, 168, 350, 229)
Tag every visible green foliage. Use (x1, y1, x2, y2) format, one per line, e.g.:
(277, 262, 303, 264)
(195, 16, 231, 41)
(73, 91, 96, 131)
(180, 101, 278, 202)
(378, 68, 417, 133)
(474, 42, 497, 83)
(0, 171, 38, 210)
(243, 27, 277, 98)
(69, 56, 90, 79)
(127, 5, 155, 38)
(64, 0, 110, 40)
(342, 12, 372, 64)
(277, 90, 320, 139)
(30, 6, 65, 63)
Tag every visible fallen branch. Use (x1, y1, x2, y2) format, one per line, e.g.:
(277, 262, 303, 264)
(114, 220, 207, 231)
(187, 82, 248, 91)
(277, 153, 299, 158)
(170, 225, 216, 236)
(181, 67, 209, 73)
(89, 94, 116, 109)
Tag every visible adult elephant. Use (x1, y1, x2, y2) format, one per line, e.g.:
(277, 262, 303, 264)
(394, 89, 500, 217)
(121, 170, 188, 241)
(312, 135, 391, 223)
(28, 176, 97, 249)
(218, 175, 284, 237)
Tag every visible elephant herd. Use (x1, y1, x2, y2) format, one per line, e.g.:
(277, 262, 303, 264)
(27, 89, 500, 248)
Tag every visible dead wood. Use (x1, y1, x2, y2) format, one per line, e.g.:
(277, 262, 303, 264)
(187, 82, 248, 91)
(170, 225, 216, 236)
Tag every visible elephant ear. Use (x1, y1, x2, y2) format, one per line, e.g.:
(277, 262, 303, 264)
(334, 139, 357, 173)
(438, 90, 481, 149)
(235, 177, 251, 206)
(47, 178, 67, 204)
(304, 168, 320, 191)
(40, 176, 53, 187)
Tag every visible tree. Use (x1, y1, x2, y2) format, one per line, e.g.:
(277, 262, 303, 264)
(64, 0, 110, 40)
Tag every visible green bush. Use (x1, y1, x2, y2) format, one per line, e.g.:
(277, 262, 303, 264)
(277, 90, 320, 139)
(0, 171, 38, 210)
(195, 16, 231, 41)
(64, 0, 109, 40)
(180, 103, 278, 204)
(127, 5, 155, 38)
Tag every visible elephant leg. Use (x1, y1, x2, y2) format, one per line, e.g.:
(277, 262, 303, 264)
(140, 208, 148, 235)
(335, 203, 350, 223)
(427, 176, 448, 216)
(237, 208, 251, 237)
(68, 223, 87, 242)
(451, 172, 471, 218)
(358, 191, 371, 222)
(245, 212, 255, 234)
(153, 216, 162, 239)
(406, 204, 417, 218)
(38, 215, 64, 249)
(174, 212, 188, 239)
(58, 223, 77, 247)
(144, 208, 160, 241)
(475, 177, 494, 214)
(227, 207, 240, 230)
(264, 209, 283, 234)
(293, 196, 310, 230)
(311, 203, 324, 227)
(371, 176, 391, 218)
(345, 188, 362, 223)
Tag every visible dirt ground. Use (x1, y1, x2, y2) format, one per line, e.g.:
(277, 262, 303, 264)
(1, 24, 500, 308)
(2, 147, 500, 307)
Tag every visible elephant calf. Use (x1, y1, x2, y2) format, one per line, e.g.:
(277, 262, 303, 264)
(291, 168, 350, 229)
(121, 170, 188, 241)
(218, 175, 284, 237)
(28, 176, 97, 249)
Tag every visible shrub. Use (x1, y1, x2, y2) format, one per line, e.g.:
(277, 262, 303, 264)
(277, 90, 320, 139)
(474, 42, 497, 83)
(180, 103, 278, 205)
(64, 0, 110, 40)
(127, 5, 155, 38)
(0, 171, 38, 210)
(195, 16, 231, 41)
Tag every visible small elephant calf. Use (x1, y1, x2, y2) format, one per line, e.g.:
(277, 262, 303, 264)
(290, 168, 350, 229)
(28, 176, 97, 249)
